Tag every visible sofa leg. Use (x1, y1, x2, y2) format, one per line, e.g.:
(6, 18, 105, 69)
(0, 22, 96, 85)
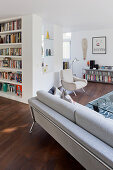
(73, 91, 77, 96)
(29, 106, 36, 133)
(29, 121, 35, 133)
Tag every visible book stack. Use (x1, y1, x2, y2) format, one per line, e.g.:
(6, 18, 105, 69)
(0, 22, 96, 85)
(0, 48, 22, 56)
(0, 71, 22, 83)
(0, 32, 21, 44)
(0, 19, 21, 32)
(63, 62, 69, 69)
(10, 60, 22, 69)
(0, 71, 8, 79)
(0, 58, 22, 69)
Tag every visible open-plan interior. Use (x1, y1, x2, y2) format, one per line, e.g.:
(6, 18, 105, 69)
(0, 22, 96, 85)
(0, 0, 113, 170)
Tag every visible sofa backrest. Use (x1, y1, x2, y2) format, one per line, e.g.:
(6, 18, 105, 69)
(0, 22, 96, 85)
(36, 90, 113, 148)
(75, 104, 113, 148)
(36, 90, 77, 122)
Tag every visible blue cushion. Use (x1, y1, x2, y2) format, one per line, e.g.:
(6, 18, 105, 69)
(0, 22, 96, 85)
(48, 86, 56, 95)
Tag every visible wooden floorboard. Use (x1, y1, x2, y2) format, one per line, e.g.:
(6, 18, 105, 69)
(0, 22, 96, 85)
(0, 82, 113, 170)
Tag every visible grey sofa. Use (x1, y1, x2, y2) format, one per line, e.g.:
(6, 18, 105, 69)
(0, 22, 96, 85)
(28, 90, 113, 170)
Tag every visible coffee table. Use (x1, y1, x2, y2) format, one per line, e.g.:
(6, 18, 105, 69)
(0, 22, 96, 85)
(86, 91, 113, 119)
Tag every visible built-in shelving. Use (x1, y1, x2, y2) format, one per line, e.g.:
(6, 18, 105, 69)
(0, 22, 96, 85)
(0, 17, 22, 100)
(42, 26, 54, 73)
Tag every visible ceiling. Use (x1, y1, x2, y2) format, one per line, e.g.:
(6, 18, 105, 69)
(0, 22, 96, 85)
(0, 0, 113, 31)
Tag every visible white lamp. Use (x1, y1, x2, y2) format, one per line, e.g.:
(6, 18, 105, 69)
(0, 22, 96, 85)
(71, 57, 79, 74)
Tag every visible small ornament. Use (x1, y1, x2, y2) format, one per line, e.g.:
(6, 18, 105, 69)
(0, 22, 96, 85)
(48, 49, 51, 56)
(87, 61, 90, 67)
(46, 31, 50, 39)
(82, 38, 88, 60)
(46, 49, 49, 56)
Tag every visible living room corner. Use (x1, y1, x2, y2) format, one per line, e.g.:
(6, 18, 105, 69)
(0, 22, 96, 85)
(0, 1, 113, 170)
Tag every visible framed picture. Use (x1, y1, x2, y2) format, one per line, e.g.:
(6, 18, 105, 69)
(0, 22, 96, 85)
(92, 36, 106, 54)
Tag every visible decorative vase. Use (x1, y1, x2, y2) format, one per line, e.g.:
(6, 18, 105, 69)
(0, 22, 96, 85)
(48, 49, 51, 56)
(46, 49, 49, 56)
(3, 83, 8, 92)
(46, 31, 50, 39)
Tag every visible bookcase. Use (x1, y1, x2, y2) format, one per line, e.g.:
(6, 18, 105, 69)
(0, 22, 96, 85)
(0, 17, 22, 101)
(85, 69, 113, 84)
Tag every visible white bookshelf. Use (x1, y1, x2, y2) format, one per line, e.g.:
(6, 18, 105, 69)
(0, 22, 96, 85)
(0, 29, 22, 35)
(0, 79, 22, 85)
(0, 43, 22, 46)
(0, 67, 22, 72)
(0, 91, 22, 102)
(0, 17, 23, 101)
(0, 55, 22, 58)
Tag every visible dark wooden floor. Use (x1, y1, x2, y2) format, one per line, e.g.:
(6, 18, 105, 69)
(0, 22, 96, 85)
(0, 82, 113, 170)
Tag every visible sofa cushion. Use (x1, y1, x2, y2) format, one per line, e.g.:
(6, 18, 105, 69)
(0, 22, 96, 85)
(48, 86, 56, 95)
(36, 90, 77, 122)
(75, 103, 113, 148)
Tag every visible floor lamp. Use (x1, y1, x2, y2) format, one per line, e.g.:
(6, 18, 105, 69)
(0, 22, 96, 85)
(71, 57, 79, 74)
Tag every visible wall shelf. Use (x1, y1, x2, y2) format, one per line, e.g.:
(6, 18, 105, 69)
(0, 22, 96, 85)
(43, 38, 54, 41)
(42, 55, 54, 58)
(0, 79, 22, 85)
(0, 43, 22, 46)
(0, 67, 22, 72)
(0, 29, 22, 35)
(0, 91, 22, 102)
(0, 55, 22, 58)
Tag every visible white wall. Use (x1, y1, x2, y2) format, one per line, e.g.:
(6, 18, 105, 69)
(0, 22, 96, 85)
(38, 24, 63, 90)
(71, 29, 113, 77)
(32, 15, 42, 96)
(22, 15, 33, 102)
(23, 14, 42, 100)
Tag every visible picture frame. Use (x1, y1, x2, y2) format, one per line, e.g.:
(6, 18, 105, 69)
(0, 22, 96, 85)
(92, 36, 106, 54)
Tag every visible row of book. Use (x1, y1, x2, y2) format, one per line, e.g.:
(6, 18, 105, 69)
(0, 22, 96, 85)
(0, 48, 22, 56)
(0, 19, 21, 32)
(0, 32, 22, 44)
(85, 74, 113, 83)
(0, 59, 22, 69)
(85, 70, 113, 77)
(0, 82, 22, 96)
(0, 71, 22, 83)
(63, 62, 69, 69)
